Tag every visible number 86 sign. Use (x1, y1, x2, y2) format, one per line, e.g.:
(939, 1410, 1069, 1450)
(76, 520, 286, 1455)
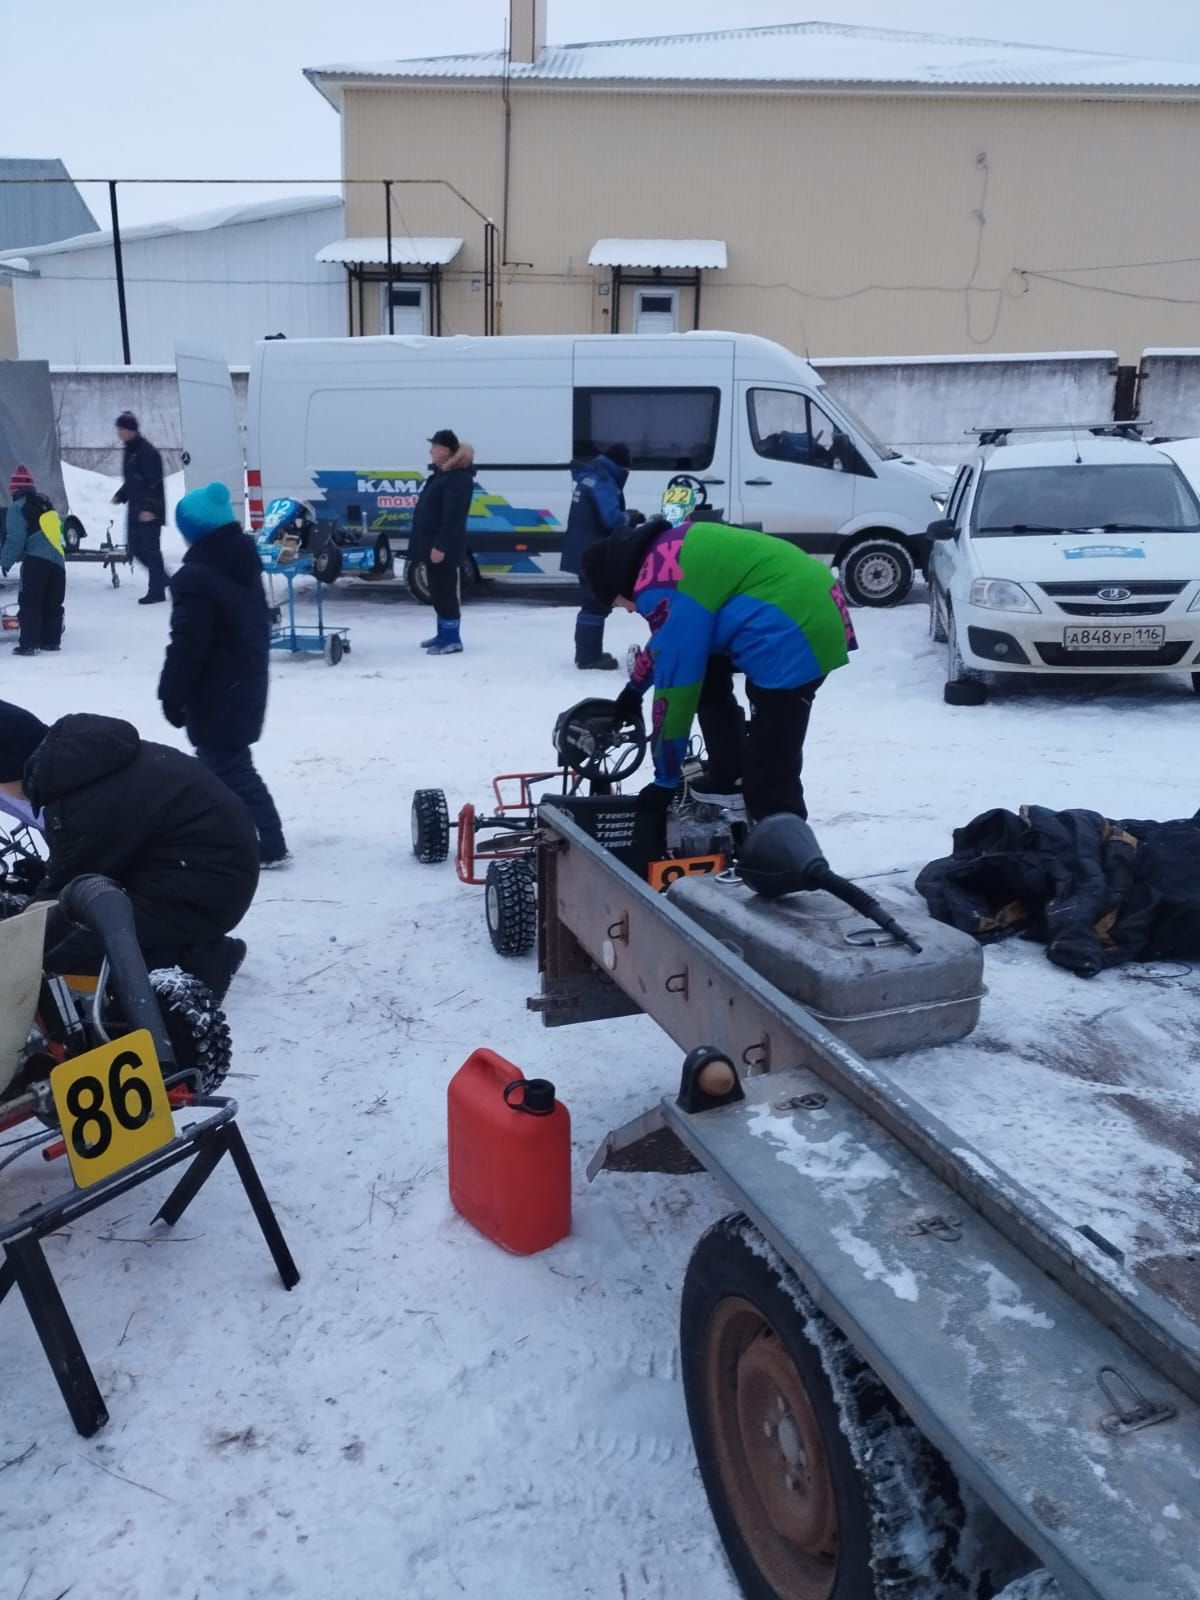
(50, 1031, 176, 1188)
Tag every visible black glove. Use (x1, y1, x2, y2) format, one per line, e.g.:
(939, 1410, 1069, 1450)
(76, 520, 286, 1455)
(625, 508, 646, 528)
(613, 685, 644, 727)
(636, 781, 675, 815)
(162, 702, 187, 730)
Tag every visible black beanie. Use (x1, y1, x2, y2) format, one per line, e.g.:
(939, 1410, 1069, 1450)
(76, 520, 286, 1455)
(115, 410, 138, 432)
(581, 519, 664, 609)
(0, 701, 49, 783)
(604, 442, 631, 470)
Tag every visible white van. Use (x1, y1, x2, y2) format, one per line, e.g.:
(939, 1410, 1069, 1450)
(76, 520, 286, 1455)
(177, 332, 949, 607)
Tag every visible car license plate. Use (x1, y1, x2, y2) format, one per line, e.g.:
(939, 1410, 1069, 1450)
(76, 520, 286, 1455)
(1062, 625, 1165, 650)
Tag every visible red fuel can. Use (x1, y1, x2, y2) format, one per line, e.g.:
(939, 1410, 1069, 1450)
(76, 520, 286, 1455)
(447, 1048, 571, 1255)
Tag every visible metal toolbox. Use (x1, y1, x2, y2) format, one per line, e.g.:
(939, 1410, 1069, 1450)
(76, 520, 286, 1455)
(666, 873, 984, 1057)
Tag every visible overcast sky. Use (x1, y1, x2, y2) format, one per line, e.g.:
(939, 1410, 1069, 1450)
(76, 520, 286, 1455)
(7, 0, 1200, 226)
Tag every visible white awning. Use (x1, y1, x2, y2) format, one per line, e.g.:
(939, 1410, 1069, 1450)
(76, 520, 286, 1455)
(315, 235, 463, 266)
(588, 238, 728, 270)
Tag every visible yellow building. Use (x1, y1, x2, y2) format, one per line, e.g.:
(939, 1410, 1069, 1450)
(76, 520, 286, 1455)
(306, 11, 1200, 360)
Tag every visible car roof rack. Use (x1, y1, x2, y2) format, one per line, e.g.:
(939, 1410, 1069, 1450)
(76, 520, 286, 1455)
(968, 421, 1150, 447)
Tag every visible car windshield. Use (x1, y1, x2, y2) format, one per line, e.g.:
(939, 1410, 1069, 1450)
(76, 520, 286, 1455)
(817, 389, 899, 460)
(974, 464, 1200, 536)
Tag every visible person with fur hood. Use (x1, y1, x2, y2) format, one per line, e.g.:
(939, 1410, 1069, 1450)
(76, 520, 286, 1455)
(409, 429, 475, 655)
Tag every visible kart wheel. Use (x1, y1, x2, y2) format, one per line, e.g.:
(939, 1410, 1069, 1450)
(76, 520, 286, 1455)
(484, 858, 537, 957)
(372, 534, 392, 574)
(411, 788, 450, 864)
(324, 633, 343, 665)
(837, 538, 914, 609)
(145, 970, 232, 1094)
(681, 1214, 970, 1600)
(313, 543, 342, 584)
(62, 515, 85, 555)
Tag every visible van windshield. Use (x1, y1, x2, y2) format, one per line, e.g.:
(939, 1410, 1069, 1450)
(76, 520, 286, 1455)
(816, 389, 899, 460)
(974, 464, 1200, 536)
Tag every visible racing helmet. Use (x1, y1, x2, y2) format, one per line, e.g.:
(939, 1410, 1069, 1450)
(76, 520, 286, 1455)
(260, 497, 319, 547)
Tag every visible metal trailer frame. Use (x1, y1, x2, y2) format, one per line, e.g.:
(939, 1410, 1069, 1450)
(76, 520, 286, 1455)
(532, 805, 1200, 1600)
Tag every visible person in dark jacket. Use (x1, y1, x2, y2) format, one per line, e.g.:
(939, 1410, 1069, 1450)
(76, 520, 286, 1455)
(1, 465, 66, 656)
(158, 481, 289, 867)
(562, 444, 631, 670)
(408, 429, 475, 655)
(111, 410, 168, 605)
(0, 700, 259, 1000)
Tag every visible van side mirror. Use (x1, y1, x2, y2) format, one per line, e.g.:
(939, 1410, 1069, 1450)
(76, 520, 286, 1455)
(926, 517, 956, 540)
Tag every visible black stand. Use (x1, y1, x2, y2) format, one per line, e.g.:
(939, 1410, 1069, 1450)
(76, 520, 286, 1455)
(0, 1098, 299, 1437)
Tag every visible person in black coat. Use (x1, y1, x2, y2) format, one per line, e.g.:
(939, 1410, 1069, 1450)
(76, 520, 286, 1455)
(0, 701, 259, 1000)
(562, 444, 631, 670)
(157, 481, 289, 866)
(111, 409, 168, 605)
(408, 429, 475, 655)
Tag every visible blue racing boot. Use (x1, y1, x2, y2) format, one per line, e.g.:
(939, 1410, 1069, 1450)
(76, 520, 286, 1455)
(426, 618, 463, 655)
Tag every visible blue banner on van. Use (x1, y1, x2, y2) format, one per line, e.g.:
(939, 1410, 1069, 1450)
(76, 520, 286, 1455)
(309, 469, 562, 572)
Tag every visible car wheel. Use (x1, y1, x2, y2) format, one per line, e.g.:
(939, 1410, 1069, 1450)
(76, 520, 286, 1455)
(945, 608, 987, 705)
(927, 583, 948, 643)
(837, 538, 915, 609)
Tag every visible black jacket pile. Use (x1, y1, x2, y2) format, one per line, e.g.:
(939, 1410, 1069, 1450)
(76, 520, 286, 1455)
(158, 523, 271, 750)
(27, 714, 259, 957)
(916, 804, 1200, 977)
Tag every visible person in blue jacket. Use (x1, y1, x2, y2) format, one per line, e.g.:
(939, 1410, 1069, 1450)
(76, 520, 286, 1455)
(562, 443, 631, 670)
(157, 481, 290, 868)
(1, 465, 66, 656)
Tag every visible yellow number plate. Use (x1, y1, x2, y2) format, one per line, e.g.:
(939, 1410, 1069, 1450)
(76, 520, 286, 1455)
(648, 854, 726, 893)
(50, 1030, 176, 1188)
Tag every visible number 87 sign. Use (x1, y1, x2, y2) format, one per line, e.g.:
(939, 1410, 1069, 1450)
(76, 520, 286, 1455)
(50, 1030, 176, 1188)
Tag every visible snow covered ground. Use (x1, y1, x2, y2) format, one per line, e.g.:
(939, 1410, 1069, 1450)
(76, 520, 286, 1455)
(1, 471, 1197, 1599)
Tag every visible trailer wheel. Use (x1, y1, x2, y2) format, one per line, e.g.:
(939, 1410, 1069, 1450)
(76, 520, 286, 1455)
(484, 858, 537, 956)
(411, 788, 450, 864)
(837, 538, 914, 608)
(62, 515, 85, 555)
(682, 1214, 971, 1600)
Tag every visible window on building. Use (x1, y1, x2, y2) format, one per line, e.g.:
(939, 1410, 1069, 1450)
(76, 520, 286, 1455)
(634, 289, 678, 334)
(573, 387, 719, 471)
(748, 389, 842, 472)
(381, 284, 428, 335)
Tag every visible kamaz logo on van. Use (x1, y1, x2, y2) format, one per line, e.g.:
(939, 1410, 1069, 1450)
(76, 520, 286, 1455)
(356, 476, 423, 496)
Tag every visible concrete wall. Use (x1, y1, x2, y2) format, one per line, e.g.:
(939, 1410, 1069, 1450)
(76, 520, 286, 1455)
(342, 84, 1200, 360)
(0, 285, 15, 358)
(51, 367, 248, 474)
(813, 352, 1120, 467)
(13, 205, 347, 365)
(1134, 351, 1200, 440)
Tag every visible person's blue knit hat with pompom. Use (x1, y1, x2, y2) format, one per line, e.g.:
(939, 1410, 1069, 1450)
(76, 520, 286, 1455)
(175, 481, 237, 542)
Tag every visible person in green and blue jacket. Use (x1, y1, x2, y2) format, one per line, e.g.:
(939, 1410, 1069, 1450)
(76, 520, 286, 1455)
(583, 516, 856, 825)
(1, 465, 66, 657)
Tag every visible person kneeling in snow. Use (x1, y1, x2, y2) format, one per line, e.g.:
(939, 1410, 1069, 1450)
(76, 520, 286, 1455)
(583, 518, 856, 828)
(158, 481, 290, 868)
(0, 700, 259, 1000)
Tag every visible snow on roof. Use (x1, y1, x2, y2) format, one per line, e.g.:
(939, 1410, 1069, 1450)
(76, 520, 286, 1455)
(315, 235, 462, 266)
(0, 194, 343, 263)
(588, 238, 727, 269)
(305, 21, 1200, 95)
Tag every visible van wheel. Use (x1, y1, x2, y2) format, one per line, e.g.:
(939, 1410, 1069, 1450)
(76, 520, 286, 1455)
(838, 539, 914, 608)
(62, 515, 85, 555)
(406, 555, 477, 606)
(681, 1215, 972, 1600)
(945, 609, 987, 705)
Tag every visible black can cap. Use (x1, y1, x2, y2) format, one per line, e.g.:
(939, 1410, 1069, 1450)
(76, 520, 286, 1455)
(504, 1077, 557, 1114)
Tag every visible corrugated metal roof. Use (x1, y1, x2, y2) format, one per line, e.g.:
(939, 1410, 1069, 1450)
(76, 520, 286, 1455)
(315, 235, 462, 265)
(0, 194, 342, 263)
(0, 158, 98, 252)
(305, 21, 1200, 93)
(588, 238, 727, 269)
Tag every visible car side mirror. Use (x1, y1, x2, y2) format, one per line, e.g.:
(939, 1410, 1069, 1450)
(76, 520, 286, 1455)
(926, 517, 956, 540)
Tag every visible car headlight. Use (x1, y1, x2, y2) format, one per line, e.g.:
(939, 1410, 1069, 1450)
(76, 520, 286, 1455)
(930, 493, 947, 513)
(969, 578, 1039, 613)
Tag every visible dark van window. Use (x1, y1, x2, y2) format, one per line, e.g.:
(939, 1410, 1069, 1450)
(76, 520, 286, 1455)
(573, 388, 719, 471)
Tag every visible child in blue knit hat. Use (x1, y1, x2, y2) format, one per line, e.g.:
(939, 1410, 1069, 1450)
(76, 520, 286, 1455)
(158, 482, 291, 867)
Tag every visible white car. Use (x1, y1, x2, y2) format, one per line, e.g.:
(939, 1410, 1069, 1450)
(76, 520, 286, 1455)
(927, 431, 1200, 704)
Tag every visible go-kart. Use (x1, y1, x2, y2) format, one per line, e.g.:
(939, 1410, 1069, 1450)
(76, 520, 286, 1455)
(0, 825, 232, 1149)
(411, 700, 739, 958)
(258, 497, 392, 586)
